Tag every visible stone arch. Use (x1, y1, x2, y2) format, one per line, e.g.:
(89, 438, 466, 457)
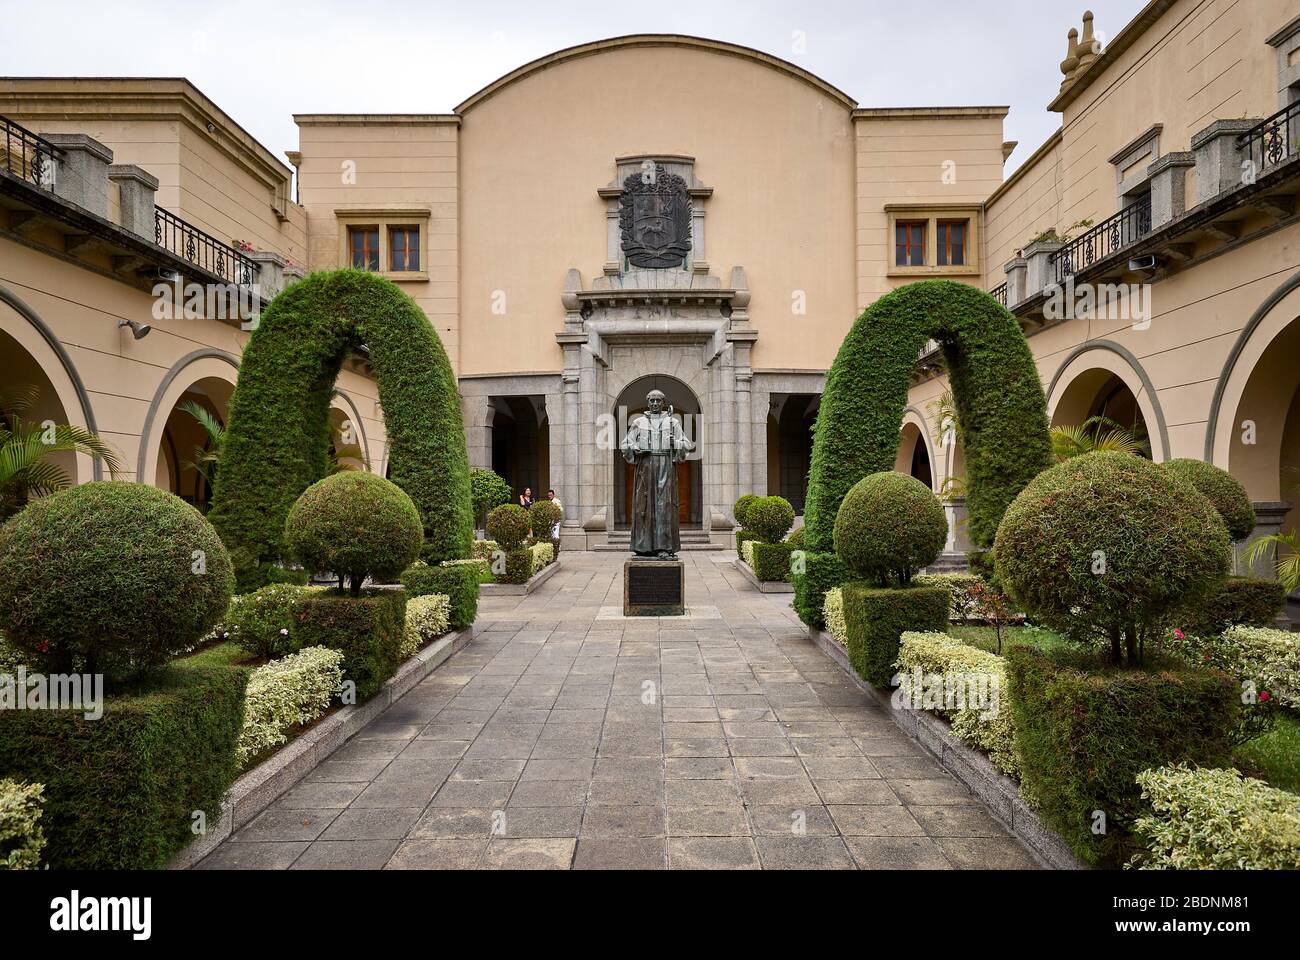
(895, 406, 936, 492)
(329, 389, 372, 471)
(1206, 270, 1300, 502)
(0, 283, 100, 482)
(137, 349, 240, 494)
(1046, 341, 1169, 462)
(209, 271, 472, 588)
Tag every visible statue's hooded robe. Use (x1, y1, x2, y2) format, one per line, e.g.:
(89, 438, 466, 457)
(620, 410, 694, 556)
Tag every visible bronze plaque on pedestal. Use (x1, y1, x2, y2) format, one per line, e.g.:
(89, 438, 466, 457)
(624, 559, 685, 617)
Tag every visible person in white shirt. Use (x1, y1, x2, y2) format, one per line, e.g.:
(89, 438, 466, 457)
(547, 489, 562, 540)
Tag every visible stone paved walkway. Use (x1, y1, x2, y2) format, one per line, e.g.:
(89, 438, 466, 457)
(198, 552, 1037, 870)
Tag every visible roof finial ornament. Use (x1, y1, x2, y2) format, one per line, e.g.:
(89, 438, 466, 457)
(1077, 11, 1102, 71)
(1060, 27, 1080, 87)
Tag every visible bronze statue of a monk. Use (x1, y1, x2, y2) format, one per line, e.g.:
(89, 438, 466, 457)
(620, 390, 695, 558)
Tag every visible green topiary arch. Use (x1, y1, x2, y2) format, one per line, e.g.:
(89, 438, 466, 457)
(209, 270, 472, 589)
(797, 280, 1051, 624)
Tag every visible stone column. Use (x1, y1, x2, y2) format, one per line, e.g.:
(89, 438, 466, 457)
(461, 395, 493, 471)
(1022, 238, 1065, 300)
(1192, 119, 1260, 204)
(1239, 502, 1293, 578)
(1147, 152, 1195, 230)
(44, 133, 113, 218)
(1003, 257, 1028, 306)
(107, 164, 158, 238)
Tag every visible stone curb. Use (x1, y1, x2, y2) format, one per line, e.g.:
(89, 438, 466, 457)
(479, 558, 562, 597)
(169, 624, 476, 870)
(732, 558, 795, 594)
(808, 625, 1084, 871)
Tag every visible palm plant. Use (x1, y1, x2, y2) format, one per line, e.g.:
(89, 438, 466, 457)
(176, 399, 225, 493)
(0, 386, 121, 520)
(1050, 415, 1149, 461)
(927, 390, 967, 499)
(1244, 475, 1300, 594)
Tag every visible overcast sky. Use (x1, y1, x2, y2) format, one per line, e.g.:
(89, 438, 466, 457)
(0, 0, 1147, 174)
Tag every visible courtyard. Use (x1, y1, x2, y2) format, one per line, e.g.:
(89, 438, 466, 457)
(195, 552, 1035, 871)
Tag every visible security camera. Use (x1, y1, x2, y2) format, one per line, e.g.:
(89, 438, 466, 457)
(1128, 255, 1158, 272)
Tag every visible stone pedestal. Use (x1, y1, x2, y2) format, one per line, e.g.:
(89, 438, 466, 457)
(624, 559, 685, 617)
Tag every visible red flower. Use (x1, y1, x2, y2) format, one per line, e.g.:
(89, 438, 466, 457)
(1260, 691, 1272, 703)
(36, 640, 49, 654)
(1173, 629, 1185, 640)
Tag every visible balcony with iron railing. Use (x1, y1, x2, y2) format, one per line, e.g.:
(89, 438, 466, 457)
(155, 206, 259, 287)
(990, 282, 1008, 306)
(0, 115, 61, 190)
(1237, 99, 1300, 176)
(1049, 193, 1152, 284)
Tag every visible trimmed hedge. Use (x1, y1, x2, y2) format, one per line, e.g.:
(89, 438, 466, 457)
(285, 471, 423, 594)
(402, 562, 479, 631)
(501, 548, 534, 584)
(290, 590, 407, 701)
(0, 482, 233, 678)
(747, 496, 795, 543)
(752, 541, 794, 582)
(786, 526, 806, 551)
(0, 779, 45, 869)
(486, 504, 530, 552)
(1006, 646, 1238, 867)
(995, 452, 1230, 665)
(1181, 576, 1285, 637)
(834, 472, 946, 585)
(1162, 458, 1256, 541)
(841, 583, 948, 687)
(896, 631, 1017, 778)
(209, 270, 472, 590)
(0, 664, 248, 869)
(1166, 624, 1300, 711)
(804, 280, 1051, 557)
(793, 551, 850, 629)
(736, 529, 761, 554)
(238, 646, 344, 766)
(529, 500, 562, 542)
(1130, 764, 1300, 870)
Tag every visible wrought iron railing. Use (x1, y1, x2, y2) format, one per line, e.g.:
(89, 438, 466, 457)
(0, 115, 61, 190)
(990, 282, 1008, 306)
(1237, 100, 1300, 175)
(1050, 194, 1152, 283)
(155, 207, 259, 286)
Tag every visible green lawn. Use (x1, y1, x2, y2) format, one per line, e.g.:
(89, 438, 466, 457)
(179, 640, 258, 670)
(948, 624, 1067, 656)
(1234, 712, 1300, 794)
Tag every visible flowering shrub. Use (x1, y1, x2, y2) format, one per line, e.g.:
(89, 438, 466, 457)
(0, 779, 45, 869)
(529, 541, 555, 569)
(226, 583, 316, 659)
(895, 632, 1018, 778)
(1130, 764, 1300, 870)
(823, 587, 846, 646)
(237, 646, 344, 766)
(402, 594, 451, 659)
(1166, 625, 1300, 711)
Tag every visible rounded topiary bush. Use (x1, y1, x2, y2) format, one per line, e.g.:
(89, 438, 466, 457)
(0, 482, 233, 676)
(529, 500, 562, 541)
(833, 472, 947, 585)
(1162, 458, 1256, 542)
(995, 452, 1230, 665)
(734, 494, 759, 529)
(786, 526, 805, 550)
(486, 504, 530, 551)
(747, 496, 795, 543)
(285, 472, 423, 595)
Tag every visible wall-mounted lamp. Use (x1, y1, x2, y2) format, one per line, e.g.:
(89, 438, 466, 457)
(118, 318, 152, 340)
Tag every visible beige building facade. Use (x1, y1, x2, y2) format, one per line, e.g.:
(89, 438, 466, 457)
(3, 2, 1300, 572)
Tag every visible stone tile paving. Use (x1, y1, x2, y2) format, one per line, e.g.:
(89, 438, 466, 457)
(198, 551, 1037, 870)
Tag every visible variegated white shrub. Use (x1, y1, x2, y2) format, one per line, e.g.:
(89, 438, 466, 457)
(1130, 764, 1300, 870)
(0, 779, 45, 870)
(895, 631, 1018, 779)
(403, 594, 451, 659)
(1167, 625, 1300, 709)
(741, 538, 757, 569)
(529, 541, 554, 570)
(237, 646, 344, 766)
(823, 587, 847, 647)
